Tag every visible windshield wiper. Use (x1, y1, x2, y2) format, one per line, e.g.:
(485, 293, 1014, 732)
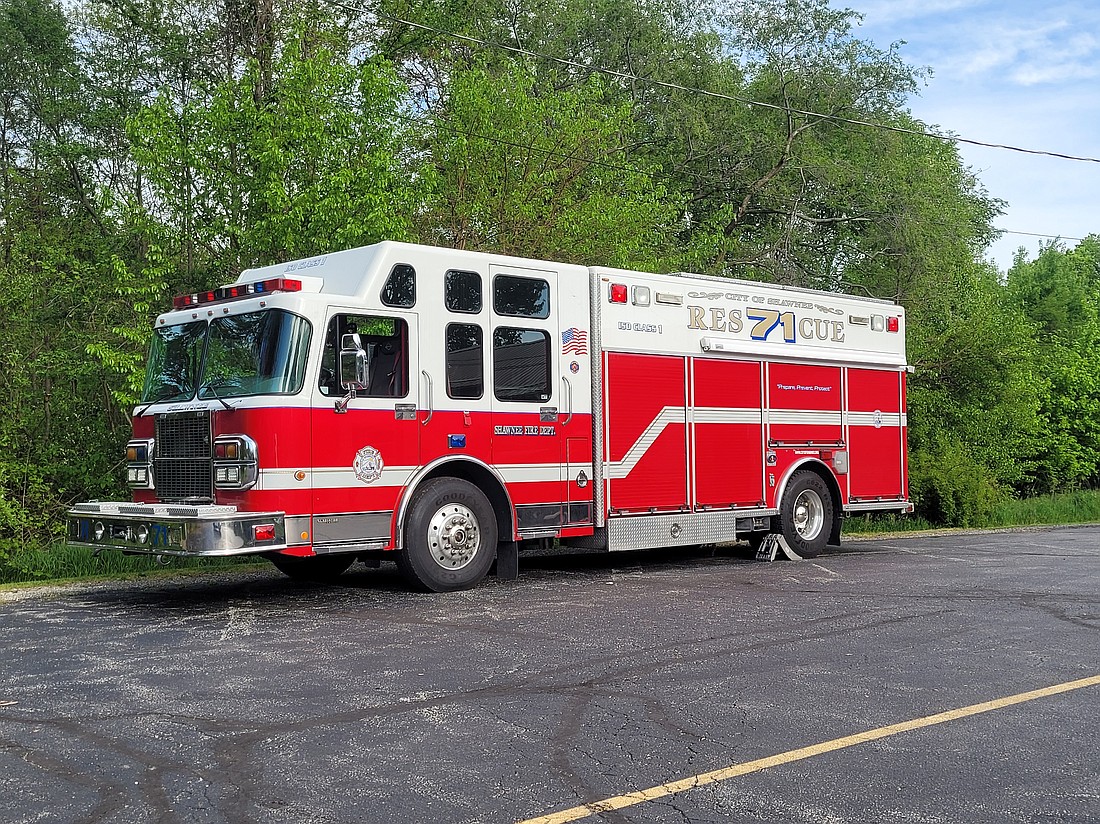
(135, 388, 185, 417)
(199, 378, 236, 412)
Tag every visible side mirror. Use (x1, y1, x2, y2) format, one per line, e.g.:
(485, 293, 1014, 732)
(339, 333, 369, 391)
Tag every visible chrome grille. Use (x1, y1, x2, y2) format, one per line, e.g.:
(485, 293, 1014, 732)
(154, 411, 213, 502)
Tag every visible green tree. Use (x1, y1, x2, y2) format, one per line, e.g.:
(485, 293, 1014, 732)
(0, 0, 132, 567)
(419, 65, 683, 268)
(1006, 237, 1100, 493)
(128, 27, 426, 285)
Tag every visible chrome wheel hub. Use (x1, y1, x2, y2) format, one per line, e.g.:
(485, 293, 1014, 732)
(793, 489, 825, 541)
(427, 503, 481, 570)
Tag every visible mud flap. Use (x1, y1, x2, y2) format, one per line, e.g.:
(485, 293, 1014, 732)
(494, 540, 519, 580)
(754, 533, 803, 562)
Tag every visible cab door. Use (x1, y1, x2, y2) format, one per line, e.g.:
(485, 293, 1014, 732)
(309, 308, 419, 551)
(416, 268, 492, 472)
(487, 264, 566, 535)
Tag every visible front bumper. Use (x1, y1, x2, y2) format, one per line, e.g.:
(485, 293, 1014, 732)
(67, 502, 286, 556)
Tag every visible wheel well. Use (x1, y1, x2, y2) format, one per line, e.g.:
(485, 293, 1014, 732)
(790, 460, 844, 546)
(419, 460, 513, 542)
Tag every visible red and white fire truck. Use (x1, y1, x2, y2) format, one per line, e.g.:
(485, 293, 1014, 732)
(68, 241, 911, 590)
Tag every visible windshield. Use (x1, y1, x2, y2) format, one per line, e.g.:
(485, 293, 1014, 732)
(141, 310, 312, 403)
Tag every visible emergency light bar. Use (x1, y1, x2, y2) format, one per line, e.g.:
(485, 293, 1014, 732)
(172, 277, 302, 310)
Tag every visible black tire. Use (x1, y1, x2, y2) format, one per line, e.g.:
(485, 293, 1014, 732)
(778, 471, 834, 559)
(268, 553, 355, 581)
(397, 477, 498, 592)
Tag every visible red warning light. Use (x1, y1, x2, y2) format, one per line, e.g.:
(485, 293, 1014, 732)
(609, 283, 628, 304)
(253, 524, 277, 542)
(887, 316, 900, 333)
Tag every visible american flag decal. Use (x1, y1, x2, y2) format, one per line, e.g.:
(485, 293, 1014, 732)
(562, 327, 588, 355)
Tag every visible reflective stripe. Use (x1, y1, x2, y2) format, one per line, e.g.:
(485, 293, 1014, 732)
(692, 408, 763, 425)
(259, 462, 562, 489)
(848, 411, 907, 427)
(769, 410, 843, 426)
(608, 406, 685, 480)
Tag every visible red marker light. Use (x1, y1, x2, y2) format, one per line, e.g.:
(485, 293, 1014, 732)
(170, 277, 303, 310)
(609, 283, 628, 303)
(253, 524, 277, 542)
(257, 277, 302, 294)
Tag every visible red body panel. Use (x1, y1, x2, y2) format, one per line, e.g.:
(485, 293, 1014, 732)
(692, 359, 764, 508)
(605, 353, 688, 513)
(847, 368, 904, 500)
(767, 363, 843, 444)
(601, 353, 906, 518)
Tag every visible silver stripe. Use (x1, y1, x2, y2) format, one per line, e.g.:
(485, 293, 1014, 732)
(769, 410, 843, 426)
(845, 500, 909, 512)
(608, 406, 686, 479)
(260, 462, 562, 489)
(693, 408, 763, 425)
(848, 412, 907, 427)
(495, 464, 564, 484)
(260, 466, 417, 490)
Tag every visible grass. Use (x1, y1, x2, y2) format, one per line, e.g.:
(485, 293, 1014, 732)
(985, 489, 1100, 528)
(5, 489, 1100, 587)
(0, 543, 264, 588)
(845, 488, 1100, 535)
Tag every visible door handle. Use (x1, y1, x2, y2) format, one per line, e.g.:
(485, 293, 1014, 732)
(561, 376, 573, 426)
(421, 370, 433, 426)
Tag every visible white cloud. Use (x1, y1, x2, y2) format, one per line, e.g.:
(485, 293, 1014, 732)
(946, 20, 1100, 85)
(1010, 31, 1100, 85)
(836, 0, 1100, 270)
(854, 1, 1100, 88)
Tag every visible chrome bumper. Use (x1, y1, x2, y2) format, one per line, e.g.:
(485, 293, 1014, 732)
(67, 502, 286, 556)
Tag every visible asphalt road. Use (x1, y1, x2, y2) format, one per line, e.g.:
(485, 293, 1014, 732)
(2, 527, 1098, 824)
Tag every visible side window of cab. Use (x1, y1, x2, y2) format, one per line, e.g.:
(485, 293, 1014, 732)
(318, 314, 409, 398)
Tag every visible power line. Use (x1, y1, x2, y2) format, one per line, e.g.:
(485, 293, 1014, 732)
(375, 11, 1100, 166)
(398, 111, 1091, 248)
(999, 229, 1087, 242)
(334, 2, 1096, 246)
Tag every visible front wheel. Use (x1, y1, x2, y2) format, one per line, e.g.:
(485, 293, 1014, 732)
(397, 478, 498, 592)
(778, 471, 834, 559)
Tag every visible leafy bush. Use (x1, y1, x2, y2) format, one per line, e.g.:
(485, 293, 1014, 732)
(0, 462, 66, 580)
(909, 438, 1005, 527)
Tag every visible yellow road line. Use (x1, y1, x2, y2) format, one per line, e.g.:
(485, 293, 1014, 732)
(518, 673, 1100, 824)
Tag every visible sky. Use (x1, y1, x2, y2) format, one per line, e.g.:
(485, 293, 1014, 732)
(833, 0, 1100, 272)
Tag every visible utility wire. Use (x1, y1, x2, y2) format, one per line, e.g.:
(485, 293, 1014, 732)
(334, 2, 1096, 244)
(398, 109, 1088, 246)
(376, 11, 1100, 166)
(999, 229, 1086, 241)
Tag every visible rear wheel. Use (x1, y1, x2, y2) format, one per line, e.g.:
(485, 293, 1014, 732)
(397, 477, 498, 592)
(778, 471, 834, 559)
(268, 553, 355, 581)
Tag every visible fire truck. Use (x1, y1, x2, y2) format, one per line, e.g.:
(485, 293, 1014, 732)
(68, 241, 911, 591)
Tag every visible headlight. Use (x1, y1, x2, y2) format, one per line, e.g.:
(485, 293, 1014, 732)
(212, 435, 258, 490)
(125, 438, 155, 489)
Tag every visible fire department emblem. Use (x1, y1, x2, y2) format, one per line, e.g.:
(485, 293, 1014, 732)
(353, 446, 384, 484)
